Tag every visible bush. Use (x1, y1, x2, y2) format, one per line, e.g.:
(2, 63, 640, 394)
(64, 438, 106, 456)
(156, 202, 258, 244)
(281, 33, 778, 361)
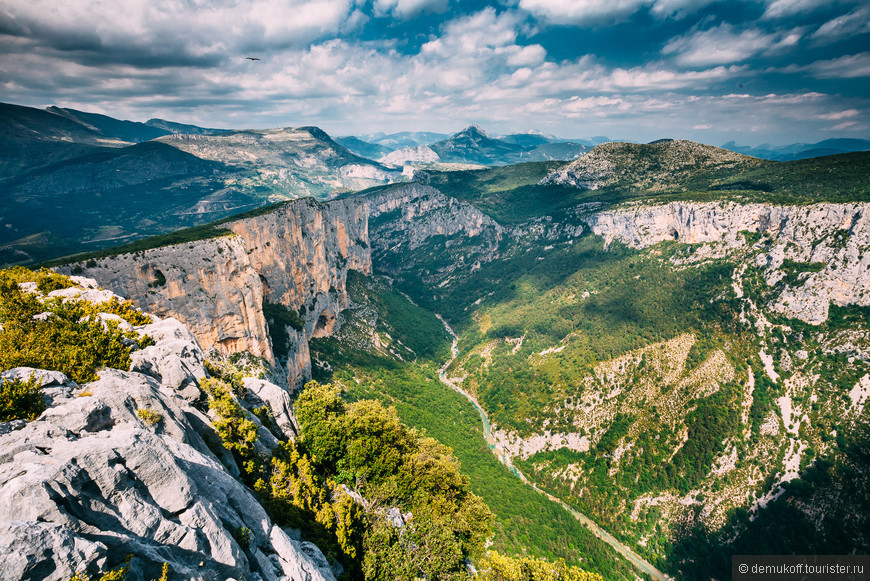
(0, 376, 45, 422)
(0, 266, 75, 293)
(0, 271, 150, 383)
(136, 407, 162, 427)
(477, 551, 604, 581)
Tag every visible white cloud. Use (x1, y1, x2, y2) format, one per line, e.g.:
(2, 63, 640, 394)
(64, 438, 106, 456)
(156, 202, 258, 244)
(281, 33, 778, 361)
(662, 24, 801, 67)
(518, 0, 651, 26)
(761, 0, 830, 19)
(815, 109, 860, 120)
(805, 52, 870, 78)
(1, 3, 866, 144)
(373, 0, 448, 19)
(506, 44, 546, 67)
(812, 7, 870, 41)
(650, 0, 718, 18)
(0, 0, 355, 62)
(518, 0, 723, 25)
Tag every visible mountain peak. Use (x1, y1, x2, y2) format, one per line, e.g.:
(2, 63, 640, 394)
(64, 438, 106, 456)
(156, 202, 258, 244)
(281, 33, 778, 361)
(459, 124, 489, 138)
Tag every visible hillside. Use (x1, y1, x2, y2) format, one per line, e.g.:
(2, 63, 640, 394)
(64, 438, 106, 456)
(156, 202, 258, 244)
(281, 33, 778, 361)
(350, 159, 870, 578)
(0, 270, 520, 581)
(722, 138, 870, 161)
(156, 127, 400, 196)
(0, 104, 402, 267)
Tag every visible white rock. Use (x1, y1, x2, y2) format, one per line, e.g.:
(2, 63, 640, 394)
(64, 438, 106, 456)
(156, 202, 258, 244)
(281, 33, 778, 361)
(243, 377, 298, 438)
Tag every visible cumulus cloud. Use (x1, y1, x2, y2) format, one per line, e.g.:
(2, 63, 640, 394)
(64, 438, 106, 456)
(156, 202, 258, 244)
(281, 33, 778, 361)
(373, 0, 449, 19)
(662, 24, 802, 67)
(0, 0, 356, 66)
(518, 0, 649, 26)
(0, 1, 866, 144)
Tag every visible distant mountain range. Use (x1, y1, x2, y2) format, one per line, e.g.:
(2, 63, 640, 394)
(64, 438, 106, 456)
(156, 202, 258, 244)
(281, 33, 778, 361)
(2, 99, 868, 266)
(0, 102, 398, 265)
(340, 125, 592, 166)
(720, 138, 870, 161)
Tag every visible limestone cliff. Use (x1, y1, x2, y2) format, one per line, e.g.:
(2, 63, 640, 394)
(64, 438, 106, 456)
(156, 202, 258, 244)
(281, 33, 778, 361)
(58, 236, 273, 360)
(586, 201, 870, 323)
(57, 196, 371, 388)
(363, 183, 504, 283)
(224, 197, 370, 386)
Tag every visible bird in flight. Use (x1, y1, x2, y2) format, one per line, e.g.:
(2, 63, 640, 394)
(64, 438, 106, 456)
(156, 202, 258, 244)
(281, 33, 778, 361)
(246, 57, 260, 61)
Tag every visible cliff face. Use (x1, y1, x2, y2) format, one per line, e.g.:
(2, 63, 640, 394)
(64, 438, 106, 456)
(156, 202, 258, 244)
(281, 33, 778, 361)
(58, 236, 273, 360)
(224, 197, 370, 386)
(58, 197, 371, 387)
(587, 201, 870, 323)
(364, 183, 504, 282)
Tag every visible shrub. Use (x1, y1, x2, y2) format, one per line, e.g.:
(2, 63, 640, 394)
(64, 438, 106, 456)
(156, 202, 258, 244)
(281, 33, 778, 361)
(136, 407, 162, 427)
(0, 266, 75, 293)
(99, 298, 152, 327)
(477, 551, 604, 581)
(233, 526, 252, 547)
(0, 376, 45, 422)
(0, 272, 149, 383)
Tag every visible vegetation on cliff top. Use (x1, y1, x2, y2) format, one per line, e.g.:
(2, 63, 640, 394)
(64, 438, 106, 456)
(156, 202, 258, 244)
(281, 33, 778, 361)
(0, 267, 152, 390)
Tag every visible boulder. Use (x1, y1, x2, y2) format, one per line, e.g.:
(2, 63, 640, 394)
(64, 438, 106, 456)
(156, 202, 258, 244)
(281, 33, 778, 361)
(243, 377, 299, 439)
(130, 318, 208, 402)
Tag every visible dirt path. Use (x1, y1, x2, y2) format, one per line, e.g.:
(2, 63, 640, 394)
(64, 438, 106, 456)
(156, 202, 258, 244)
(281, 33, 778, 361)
(435, 315, 670, 581)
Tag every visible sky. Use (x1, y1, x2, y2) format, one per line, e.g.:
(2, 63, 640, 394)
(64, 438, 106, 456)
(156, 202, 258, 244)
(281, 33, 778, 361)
(1, 0, 869, 146)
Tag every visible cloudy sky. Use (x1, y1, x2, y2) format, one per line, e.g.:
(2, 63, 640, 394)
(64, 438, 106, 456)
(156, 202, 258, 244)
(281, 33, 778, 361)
(2, 0, 868, 145)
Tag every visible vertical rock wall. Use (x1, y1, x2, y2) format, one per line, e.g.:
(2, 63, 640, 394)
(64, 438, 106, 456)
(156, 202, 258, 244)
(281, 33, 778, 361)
(57, 197, 371, 387)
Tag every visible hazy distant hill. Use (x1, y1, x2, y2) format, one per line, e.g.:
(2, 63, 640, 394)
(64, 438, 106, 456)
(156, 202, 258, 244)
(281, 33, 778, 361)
(429, 125, 589, 166)
(145, 118, 228, 136)
(721, 138, 870, 160)
(334, 135, 394, 159)
(361, 131, 449, 149)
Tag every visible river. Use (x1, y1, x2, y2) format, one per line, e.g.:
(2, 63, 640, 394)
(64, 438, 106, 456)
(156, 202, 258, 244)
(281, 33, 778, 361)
(435, 315, 670, 581)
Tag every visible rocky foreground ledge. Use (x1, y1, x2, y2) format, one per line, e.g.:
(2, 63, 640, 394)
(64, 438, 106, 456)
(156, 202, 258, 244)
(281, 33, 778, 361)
(0, 279, 335, 581)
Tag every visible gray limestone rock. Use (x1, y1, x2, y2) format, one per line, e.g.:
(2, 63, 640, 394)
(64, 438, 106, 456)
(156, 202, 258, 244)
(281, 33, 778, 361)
(243, 377, 299, 439)
(0, 366, 336, 581)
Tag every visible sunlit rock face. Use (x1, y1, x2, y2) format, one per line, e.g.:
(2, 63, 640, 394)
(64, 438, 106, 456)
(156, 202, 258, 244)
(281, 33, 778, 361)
(58, 196, 371, 388)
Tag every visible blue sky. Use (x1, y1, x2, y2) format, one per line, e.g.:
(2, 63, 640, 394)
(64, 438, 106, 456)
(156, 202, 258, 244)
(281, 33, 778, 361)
(1, 0, 868, 145)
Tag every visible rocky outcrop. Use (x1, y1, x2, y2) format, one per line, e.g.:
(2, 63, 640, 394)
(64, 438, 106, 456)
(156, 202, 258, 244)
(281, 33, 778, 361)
(0, 314, 333, 581)
(366, 183, 500, 250)
(57, 196, 371, 388)
(586, 201, 870, 324)
(542, 139, 760, 190)
(378, 145, 440, 166)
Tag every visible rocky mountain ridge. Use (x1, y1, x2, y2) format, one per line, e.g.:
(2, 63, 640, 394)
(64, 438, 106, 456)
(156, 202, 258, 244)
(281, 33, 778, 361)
(0, 278, 333, 581)
(542, 139, 763, 190)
